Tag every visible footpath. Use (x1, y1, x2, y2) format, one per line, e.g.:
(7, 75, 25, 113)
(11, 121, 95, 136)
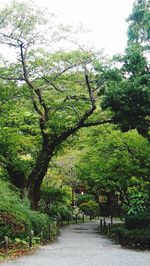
(1, 220, 150, 266)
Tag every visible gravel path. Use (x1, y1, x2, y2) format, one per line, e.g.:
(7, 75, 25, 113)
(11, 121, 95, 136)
(1, 221, 150, 266)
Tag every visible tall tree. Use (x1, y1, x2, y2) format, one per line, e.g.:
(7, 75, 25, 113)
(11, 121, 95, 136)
(127, 0, 150, 46)
(0, 1, 111, 209)
(98, 0, 150, 140)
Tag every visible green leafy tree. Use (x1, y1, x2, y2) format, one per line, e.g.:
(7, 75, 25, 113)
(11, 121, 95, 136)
(76, 127, 150, 210)
(98, 0, 150, 140)
(0, 1, 111, 209)
(79, 200, 99, 216)
(0, 80, 40, 189)
(39, 186, 71, 216)
(127, 0, 150, 46)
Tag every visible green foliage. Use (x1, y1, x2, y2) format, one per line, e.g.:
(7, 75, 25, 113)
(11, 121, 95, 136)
(26, 211, 50, 235)
(127, 192, 149, 215)
(98, 0, 150, 140)
(39, 186, 72, 220)
(112, 226, 150, 250)
(0, 180, 50, 239)
(0, 212, 29, 240)
(76, 127, 150, 210)
(14, 237, 28, 245)
(0, 80, 40, 188)
(113, 209, 150, 249)
(125, 212, 150, 230)
(0, 0, 47, 46)
(77, 194, 94, 206)
(100, 46, 150, 138)
(48, 205, 72, 220)
(127, 0, 150, 45)
(0, 0, 106, 207)
(41, 187, 70, 206)
(79, 200, 99, 215)
(0, 180, 31, 239)
(0, 0, 149, 218)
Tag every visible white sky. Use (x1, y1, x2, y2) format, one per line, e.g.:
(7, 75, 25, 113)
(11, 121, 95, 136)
(1, 0, 135, 56)
(36, 0, 135, 56)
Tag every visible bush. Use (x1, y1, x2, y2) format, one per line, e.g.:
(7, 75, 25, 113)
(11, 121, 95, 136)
(0, 181, 31, 239)
(39, 186, 72, 222)
(0, 212, 30, 239)
(48, 204, 72, 221)
(39, 186, 71, 215)
(27, 210, 50, 235)
(79, 200, 99, 216)
(112, 225, 150, 250)
(127, 192, 149, 215)
(77, 194, 94, 206)
(0, 180, 51, 240)
(125, 211, 150, 230)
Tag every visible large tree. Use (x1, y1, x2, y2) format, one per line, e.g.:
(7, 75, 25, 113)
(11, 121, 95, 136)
(98, 0, 150, 140)
(0, 1, 111, 209)
(127, 0, 150, 46)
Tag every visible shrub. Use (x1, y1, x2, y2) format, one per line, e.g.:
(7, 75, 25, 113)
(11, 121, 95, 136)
(125, 211, 150, 230)
(0, 212, 30, 239)
(0, 180, 31, 239)
(27, 210, 50, 235)
(48, 204, 72, 220)
(127, 192, 149, 215)
(39, 186, 72, 222)
(0, 180, 51, 239)
(112, 225, 150, 250)
(39, 186, 71, 215)
(77, 194, 94, 206)
(79, 200, 99, 216)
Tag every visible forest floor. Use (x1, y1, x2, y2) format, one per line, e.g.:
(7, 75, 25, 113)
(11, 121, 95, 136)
(0, 220, 150, 266)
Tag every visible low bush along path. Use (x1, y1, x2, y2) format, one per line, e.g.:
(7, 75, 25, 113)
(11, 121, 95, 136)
(1, 220, 150, 266)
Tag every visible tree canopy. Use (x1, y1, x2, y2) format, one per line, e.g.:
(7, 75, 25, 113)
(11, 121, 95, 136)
(97, 0, 150, 140)
(0, 1, 111, 208)
(0, 0, 149, 214)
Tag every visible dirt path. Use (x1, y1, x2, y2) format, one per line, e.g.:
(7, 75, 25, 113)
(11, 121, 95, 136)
(1, 221, 150, 266)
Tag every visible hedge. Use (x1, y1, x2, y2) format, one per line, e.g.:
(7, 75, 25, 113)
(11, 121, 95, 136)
(112, 225, 150, 250)
(125, 212, 150, 230)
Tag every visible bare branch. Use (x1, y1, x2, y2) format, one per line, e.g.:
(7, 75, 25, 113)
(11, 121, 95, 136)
(64, 95, 90, 102)
(30, 96, 43, 117)
(0, 32, 21, 45)
(20, 43, 48, 117)
(9, 22, 22, 37)
(38, 63, 79, 91)
(70, 105, 80, 119)
(85, 74, 95, 107)
(0, 75, 25, 81)
(0, 11, 12, 26)
(47, 81, 64, 93)
(82, 119, 113, 127)
(0, 27, 37, 47)
(0, 40, 19, 47)
(19, 43, 50, 140)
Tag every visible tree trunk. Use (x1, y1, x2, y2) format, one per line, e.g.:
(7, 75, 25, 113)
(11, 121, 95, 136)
(27, 127, 80, 209)
(27, 142, 55, 209)
(28, 184, 41, 210)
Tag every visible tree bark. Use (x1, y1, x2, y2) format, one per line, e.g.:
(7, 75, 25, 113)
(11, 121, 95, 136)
(27, 142, 55, 209)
